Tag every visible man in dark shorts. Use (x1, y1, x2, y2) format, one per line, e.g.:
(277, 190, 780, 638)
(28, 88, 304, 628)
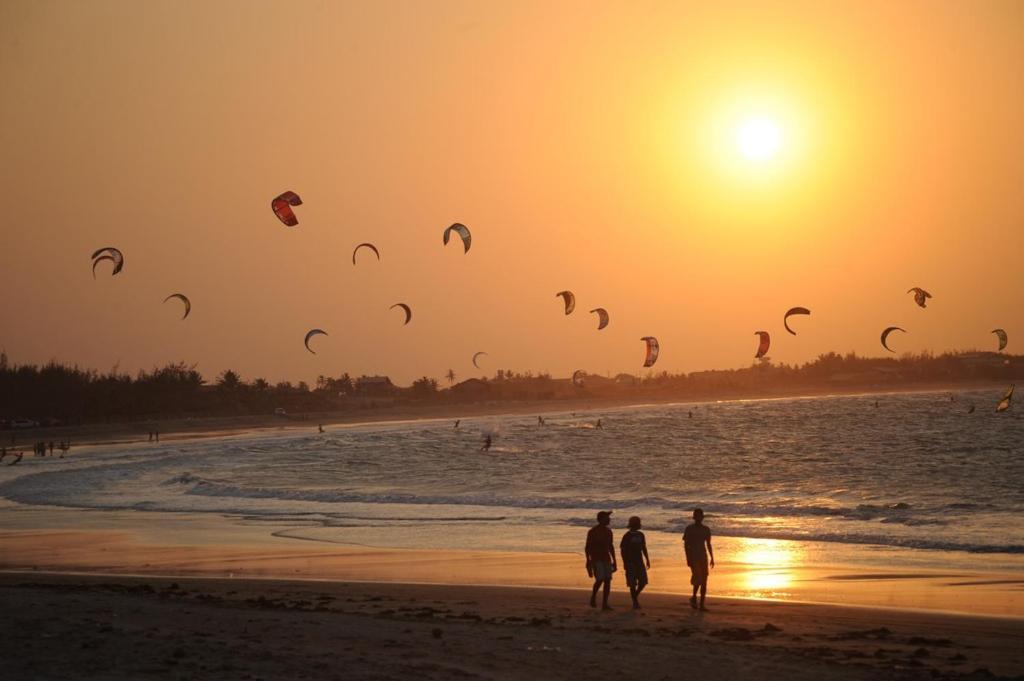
(620, 516, 650, 609)
(585, 510, 617, 610)
(683, 507, 714, 610)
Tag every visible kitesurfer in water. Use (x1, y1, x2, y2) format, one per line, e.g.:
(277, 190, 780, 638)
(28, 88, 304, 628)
(454, 420, 460, 429)
(481, 434, 492, 451)
(596, 418, 603, 429)
(318, 424, 324, 434)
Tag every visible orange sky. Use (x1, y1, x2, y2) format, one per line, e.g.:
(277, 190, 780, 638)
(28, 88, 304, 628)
(2, 1, 1023, 385)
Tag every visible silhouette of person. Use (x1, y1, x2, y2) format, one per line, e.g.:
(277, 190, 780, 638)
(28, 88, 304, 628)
(318, 424, 324, 433)
(688, 411, 693, 418)
(595, 418, 603, 430)
(620, 516, 650, 609)
(454, 420, 460, 429)
(683, 508, 714, 611)
(48, 441, 54, 455)
(585, 510, 616, 610)
(481, 434, 492, 451)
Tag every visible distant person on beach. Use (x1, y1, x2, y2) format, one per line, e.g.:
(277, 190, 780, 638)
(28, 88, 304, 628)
(683, 508, 714, 611)
(620, 516, 650, 609)
(595, 418, 603, 429)
(481, 434, 492, 451)
(537, 415, 545, 426)
(454, 420, 460, 429)
(318, 424, 324, 433)
(148, 430, 153, 442)
(585, 510, 617, 610)
(48, 441, 54, 455)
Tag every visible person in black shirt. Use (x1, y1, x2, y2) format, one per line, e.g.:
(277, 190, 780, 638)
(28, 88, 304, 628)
(620, 516, 650, 609)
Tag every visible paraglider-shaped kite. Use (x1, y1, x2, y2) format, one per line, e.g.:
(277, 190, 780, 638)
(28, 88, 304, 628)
(572, 370, 586, 388)
(352, 243, 380, 265)
(163, 293, 191, 320)
(390, 303, 412, 325)
(443, 223, 472, 253)
(641, 336, 659, 368)
(908, 287, 931, 308)
(992, 328, 1008, 352)
(754, 331, 770, 359)
(783, 307, 810, 335)
(996, 384, 1014, 412)
(472, 351, 488, 369)
(90, 247, 124, 276)
(271, 191, 303, 226)
(556, 291, 576, 315)
(304, 328, 328, 354)
(590, 308, 609, 330)
(880, 326, 905, 353)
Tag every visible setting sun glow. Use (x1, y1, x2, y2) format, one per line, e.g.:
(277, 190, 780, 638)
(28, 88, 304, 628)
(735, 117, 782, 161)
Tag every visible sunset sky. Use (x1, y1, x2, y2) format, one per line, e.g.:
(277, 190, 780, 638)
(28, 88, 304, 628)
(2, 0, 1023, 385)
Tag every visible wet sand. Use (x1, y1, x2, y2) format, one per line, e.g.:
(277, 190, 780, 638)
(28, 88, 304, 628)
(1, 572, 1021, 681)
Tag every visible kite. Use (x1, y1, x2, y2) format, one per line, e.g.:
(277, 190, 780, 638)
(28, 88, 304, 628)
(992, 328, 1008, 352)
(472, 351, 488, 369)
(390, 303, 412, 325)
(91, 254, 116, 278)
(271, 191, 302, 226)
(641, 336, 659, 368)
(908, 287, 931, 308)
(754, 331, 770, 359)
(572, 370, 586, 388)
(352, 242, 380, 265)
(590, 308, 609, 330)
(880, 326, 905, 353)
(163, 293, 191, 319)
(443, 223, 472, 253)
(270, 191, 301, 225)
(783, 307, 810, 335)
(304, 328, 328, 354)
(556, 291, 576, 315)
(90, 247, 124, 276)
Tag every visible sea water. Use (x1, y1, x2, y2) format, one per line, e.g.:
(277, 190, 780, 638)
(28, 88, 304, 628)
(1, 390, 1022, 573)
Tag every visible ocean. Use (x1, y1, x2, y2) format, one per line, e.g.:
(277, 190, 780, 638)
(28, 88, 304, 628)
(2, 390, 1022, 574)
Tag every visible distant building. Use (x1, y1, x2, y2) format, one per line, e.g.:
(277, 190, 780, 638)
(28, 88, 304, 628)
(356, 375, 396, 397)
(449, 378, 491, 401)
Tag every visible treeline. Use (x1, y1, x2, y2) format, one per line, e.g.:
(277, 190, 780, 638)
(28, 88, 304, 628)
(1, 349, 1020, 425)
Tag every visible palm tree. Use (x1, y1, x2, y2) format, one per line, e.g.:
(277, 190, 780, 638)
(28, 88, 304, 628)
(445, 369, 456, 386)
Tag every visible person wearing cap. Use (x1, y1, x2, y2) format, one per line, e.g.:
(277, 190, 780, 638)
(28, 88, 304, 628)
(585, 510, 617, 610)
(620, 516, 650, 609)
(683, 507, 715, 610)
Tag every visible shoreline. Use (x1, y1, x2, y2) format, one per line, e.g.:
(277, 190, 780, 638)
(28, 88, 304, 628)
(4, 379, 1002, 450)
(1, 523, 1021, 618)
(2, 572, 1021, 681)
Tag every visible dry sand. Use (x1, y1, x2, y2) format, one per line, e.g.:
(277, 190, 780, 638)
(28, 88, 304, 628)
(1, 572, 1021, 681)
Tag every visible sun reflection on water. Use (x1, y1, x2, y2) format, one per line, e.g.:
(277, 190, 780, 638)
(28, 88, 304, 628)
(732, 537, 804, 597)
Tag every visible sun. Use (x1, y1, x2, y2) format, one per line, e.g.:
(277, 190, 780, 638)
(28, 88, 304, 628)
(735, 117, 782, 161)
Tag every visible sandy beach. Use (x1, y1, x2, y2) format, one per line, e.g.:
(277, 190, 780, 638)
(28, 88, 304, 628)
(2, 572, 1021, 681)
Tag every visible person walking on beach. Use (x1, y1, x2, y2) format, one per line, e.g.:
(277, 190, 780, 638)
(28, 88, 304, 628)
(683, 508, 714, 611)
(620, 516, 650, 609)
(585, 510, 617, 610)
